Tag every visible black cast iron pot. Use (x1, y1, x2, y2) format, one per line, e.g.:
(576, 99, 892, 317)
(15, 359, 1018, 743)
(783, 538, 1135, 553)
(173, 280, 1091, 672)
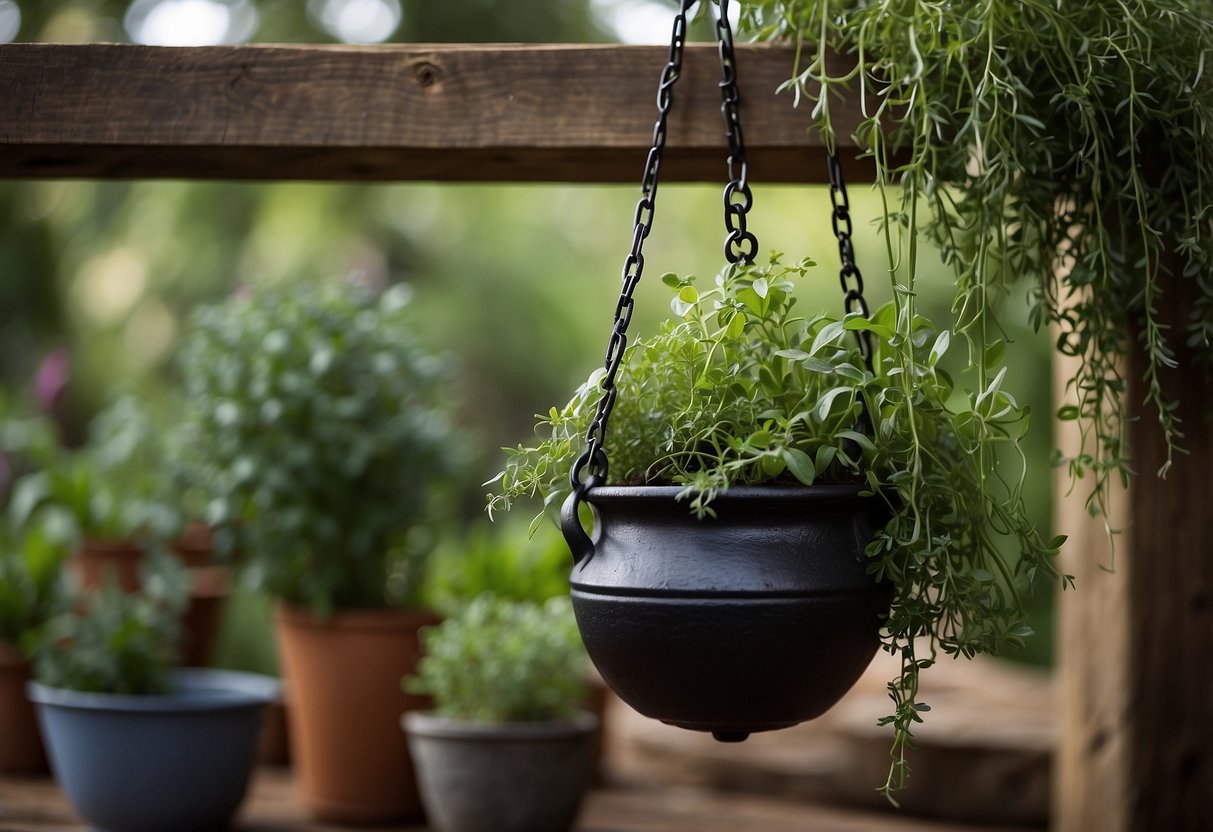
(561, 484, 892, 742)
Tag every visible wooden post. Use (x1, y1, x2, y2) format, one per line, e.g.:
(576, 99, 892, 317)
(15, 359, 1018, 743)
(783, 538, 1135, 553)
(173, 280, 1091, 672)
(1054, 281, 1213, 831)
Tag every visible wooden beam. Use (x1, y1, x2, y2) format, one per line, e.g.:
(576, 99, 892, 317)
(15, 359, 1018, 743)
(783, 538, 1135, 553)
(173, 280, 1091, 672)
(1054, 276, 1213, 831)
(0, 43, 863, 184)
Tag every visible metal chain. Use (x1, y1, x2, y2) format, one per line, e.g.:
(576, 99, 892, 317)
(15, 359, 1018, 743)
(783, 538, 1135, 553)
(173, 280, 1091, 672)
(827, 152, 873, 371)
(715, 0, 758, 264)
(567, 0, 696, 493)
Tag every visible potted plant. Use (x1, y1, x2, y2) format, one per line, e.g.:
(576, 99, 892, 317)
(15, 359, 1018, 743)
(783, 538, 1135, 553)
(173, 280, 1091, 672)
(0, 526, 67, 773)
(26, 559, 277, 832)
(404, 594, 597, 832)
(488, 254, 1066, 795)
(177, 280, 460, 823)
(9, 394, 228, 667)
(424, 517, 612, 777)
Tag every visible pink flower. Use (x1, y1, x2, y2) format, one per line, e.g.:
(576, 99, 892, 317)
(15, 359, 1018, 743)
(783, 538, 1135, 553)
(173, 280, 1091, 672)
(35, 348, 70, 417)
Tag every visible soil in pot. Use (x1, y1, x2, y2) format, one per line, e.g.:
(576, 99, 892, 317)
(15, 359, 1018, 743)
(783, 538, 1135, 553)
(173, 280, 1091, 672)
(27, 668, 276, 832)
(0, 642, 47, 774)
(275, 604, 438, 824)
(404, 711, 598, 832)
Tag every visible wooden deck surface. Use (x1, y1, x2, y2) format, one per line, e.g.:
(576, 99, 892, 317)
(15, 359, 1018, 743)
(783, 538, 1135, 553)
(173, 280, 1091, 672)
(0, 768, 1035, 832)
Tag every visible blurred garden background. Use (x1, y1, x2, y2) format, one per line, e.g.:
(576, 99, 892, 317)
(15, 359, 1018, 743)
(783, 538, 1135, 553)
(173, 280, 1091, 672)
(0, 0, 1058, 678)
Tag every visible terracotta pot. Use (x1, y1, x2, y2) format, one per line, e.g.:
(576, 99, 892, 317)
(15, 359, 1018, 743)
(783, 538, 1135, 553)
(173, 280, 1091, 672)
(73, 536, 229, 667)
(179, 565, 229, 667)
(0, 642, 47, 773)
(257, 688, 292, 767)
(73, 538, 143, 592)
(276, 604, 439, 824)
(562, 485, 892, 741)
(172, 522, 215, 569)
(582, 672, 611, 782)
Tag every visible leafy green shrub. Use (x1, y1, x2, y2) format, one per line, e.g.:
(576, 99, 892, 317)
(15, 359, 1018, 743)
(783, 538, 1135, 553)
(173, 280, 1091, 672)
(406, 594, 587, 723)
(9, 395, 183, 544)
(0, 527, 68, 648)
(423, 517, 570, 615)
(0, 394, 59, 509)
(488, 255, 1067, 792)
(177, 281, 460, 614)
(31, 556, 190, 695)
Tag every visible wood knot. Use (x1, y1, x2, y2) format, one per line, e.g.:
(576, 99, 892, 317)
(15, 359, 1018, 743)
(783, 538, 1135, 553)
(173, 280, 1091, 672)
(412, 61, 441, 88)
(1191, 592, 1210, 614)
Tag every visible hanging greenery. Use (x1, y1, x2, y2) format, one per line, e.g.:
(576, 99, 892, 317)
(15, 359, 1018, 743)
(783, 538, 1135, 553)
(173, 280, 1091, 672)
(736, 0, 1213, 791)
(740, 0, 1213, 523)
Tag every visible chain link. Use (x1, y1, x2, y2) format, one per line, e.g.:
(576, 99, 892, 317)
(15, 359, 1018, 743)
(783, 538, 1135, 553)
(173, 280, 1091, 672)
(568, 0, 696, 493)
(715, 1, 758, 264)
(827, 153, 873, 371)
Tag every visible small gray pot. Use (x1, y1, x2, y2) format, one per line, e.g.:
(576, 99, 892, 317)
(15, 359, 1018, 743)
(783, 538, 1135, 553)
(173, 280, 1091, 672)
(403, 710, 598, 832)
(28, 668, 278, 832)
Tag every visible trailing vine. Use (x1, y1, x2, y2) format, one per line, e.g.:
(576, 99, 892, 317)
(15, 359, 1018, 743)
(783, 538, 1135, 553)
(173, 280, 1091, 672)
(740, 0, 1213, 535)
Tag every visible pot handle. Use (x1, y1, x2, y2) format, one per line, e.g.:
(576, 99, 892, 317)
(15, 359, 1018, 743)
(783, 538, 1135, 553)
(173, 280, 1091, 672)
(560, 481, 600, 567)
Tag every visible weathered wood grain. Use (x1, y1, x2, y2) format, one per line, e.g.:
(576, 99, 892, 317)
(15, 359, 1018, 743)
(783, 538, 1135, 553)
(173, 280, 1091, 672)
(0, 43, 867, 183)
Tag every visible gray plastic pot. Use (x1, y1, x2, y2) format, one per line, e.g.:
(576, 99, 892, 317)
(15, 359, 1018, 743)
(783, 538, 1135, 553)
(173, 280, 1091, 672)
(403, 711, 598, 832)
(28, 668, 278, 832)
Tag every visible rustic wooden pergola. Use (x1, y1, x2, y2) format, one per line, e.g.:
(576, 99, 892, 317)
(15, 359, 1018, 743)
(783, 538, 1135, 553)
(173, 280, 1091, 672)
(1, 42, 1209, 832)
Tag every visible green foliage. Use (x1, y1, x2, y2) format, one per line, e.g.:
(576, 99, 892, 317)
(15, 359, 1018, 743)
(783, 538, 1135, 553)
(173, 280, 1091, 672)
(406, 594, 588, 723)
(177, 281, 461, 614)
(9, 395, 183, 544)
(31, 556, 189, 695)
(740, 0, 1213, 552)
(0, 527, 68, 647)
(0, 394, 59, 487)
(424, 517, 571, 615)
(489, 255, 1067, 796)
(490, 256, 865, 516)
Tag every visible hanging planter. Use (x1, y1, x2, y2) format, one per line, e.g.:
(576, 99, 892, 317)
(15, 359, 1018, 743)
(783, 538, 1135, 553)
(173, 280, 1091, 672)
(489, 0, 1066, 796)
(564, 486, 889, 740)
(549, 1, 901, 741)
(497, 0, 897, 742)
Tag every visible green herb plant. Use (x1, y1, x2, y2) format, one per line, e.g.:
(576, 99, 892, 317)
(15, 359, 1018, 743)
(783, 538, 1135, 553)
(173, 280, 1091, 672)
(0, 394, 59, 510)
(31, 556, 190, 696)
(740, 0, 1213, 549)
(178, 281, 460, 615)
(8, 396, 183, 545)
(406, 594, 588, 723)
(0, 527, 68, 649)
(488, 254, 1067, 796)
(423, 517, 571, 615)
